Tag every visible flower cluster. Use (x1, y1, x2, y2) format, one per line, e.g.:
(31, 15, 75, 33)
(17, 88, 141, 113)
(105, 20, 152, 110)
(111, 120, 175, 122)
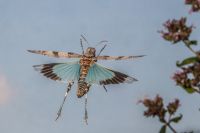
(139, 95, 180, 122)
(140, 95, 165, 121)
(167, 99, 180, 115)
(160, 17, 193, 43)
(185, 0, 200, 13)
(173, 63, 200, 93)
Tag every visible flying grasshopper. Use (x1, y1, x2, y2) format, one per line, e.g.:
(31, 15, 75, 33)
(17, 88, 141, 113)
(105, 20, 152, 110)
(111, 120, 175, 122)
(28, 35, 144, 124)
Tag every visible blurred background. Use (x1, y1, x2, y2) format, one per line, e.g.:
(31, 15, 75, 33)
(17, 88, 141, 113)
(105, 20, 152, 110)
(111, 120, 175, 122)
(0, 0, 200, 132)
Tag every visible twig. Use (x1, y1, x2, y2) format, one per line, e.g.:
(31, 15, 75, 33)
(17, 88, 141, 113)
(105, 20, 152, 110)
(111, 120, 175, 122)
(183, 40, 198, 56)
(166, 123, 177, 133)
(163, 119, 177, 133)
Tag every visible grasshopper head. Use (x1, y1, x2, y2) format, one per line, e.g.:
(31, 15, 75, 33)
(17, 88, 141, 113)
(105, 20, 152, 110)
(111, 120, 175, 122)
(85, 47, 96, 57)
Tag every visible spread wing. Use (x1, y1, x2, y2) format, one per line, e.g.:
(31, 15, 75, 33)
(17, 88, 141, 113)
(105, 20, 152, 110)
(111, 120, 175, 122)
(33, 62, 80, 82)
(28, 50, 82, 58)
(97, 55, 145, 60)
(85, 63, 137, 85)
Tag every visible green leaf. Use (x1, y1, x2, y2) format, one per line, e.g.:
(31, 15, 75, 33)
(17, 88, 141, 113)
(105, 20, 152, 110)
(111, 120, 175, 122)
(159, 125, 167, 133)
(170, 114, 183, 123)
(184, 40, 198, 46)
(176, 56, 200, 67)
(182, 86, 196, 94)
(189, 40, 198, 45)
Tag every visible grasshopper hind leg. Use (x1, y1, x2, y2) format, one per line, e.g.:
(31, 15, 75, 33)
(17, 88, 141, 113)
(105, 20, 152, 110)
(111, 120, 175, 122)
(55, 81, 74, 121)
(84, 93, 88, 125)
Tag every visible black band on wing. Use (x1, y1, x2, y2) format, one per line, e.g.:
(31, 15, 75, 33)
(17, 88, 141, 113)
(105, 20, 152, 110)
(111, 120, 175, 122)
(33, 63, 61, 81)
(99, 70, 137, 85)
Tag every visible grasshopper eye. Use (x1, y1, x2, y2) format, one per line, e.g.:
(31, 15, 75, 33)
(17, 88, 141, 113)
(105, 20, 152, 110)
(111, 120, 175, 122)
(91, 48, 96, 53)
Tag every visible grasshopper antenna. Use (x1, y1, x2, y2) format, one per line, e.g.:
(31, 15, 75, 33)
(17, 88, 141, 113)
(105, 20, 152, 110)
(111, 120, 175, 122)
(97, 44, 107, 57)
(80, 37, 84, 54)
(95, 40, 108, 47)
(81, 34, 90, 46)
(96, 40, 109, 56)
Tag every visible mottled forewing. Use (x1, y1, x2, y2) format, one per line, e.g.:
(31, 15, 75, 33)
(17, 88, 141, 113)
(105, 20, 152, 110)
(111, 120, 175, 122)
(28, 50, 82, 58)
(97, 55, 145, 60)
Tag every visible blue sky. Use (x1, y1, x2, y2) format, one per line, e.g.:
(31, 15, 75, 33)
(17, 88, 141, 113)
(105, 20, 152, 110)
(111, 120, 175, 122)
(0, 0, 200, 133)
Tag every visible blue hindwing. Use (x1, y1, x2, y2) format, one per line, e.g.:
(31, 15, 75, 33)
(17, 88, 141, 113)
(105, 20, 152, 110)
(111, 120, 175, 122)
(86, 63, 137, 85)
(34, 61, 80, 82)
